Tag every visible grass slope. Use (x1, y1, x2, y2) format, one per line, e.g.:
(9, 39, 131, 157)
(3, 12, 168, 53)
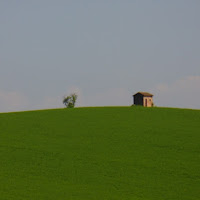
(0, 107, 200, 200)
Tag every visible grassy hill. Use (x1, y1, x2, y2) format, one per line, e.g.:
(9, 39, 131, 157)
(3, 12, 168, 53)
(0, 107, 199, 200)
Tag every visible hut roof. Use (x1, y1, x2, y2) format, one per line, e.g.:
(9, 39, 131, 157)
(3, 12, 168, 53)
(133, 92, 153, 97)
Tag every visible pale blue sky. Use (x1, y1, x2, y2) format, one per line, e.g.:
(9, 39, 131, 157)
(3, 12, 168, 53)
(0, 0, 200, 112)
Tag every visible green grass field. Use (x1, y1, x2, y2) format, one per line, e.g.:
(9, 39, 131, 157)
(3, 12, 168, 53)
(0, 106, 199, 200)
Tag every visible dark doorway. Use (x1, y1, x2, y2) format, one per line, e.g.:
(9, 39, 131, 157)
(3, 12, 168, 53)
(145, 99, 147, 107)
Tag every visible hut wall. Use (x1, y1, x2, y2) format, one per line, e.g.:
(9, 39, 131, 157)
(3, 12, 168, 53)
(134, 94, 144, 106)
(143, 97, 153, 107)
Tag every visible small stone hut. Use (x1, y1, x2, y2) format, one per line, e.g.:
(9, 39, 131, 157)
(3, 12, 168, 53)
(133, 92, 153, 107)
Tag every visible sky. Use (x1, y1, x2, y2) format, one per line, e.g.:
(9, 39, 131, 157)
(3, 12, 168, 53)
(0, 0, 200, 112)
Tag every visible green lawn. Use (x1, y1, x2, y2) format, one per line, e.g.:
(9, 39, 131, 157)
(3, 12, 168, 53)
(0, 107, 199, 199)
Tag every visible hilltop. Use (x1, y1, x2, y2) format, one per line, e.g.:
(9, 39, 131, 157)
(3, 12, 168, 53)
(0, 107, 199, 199)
